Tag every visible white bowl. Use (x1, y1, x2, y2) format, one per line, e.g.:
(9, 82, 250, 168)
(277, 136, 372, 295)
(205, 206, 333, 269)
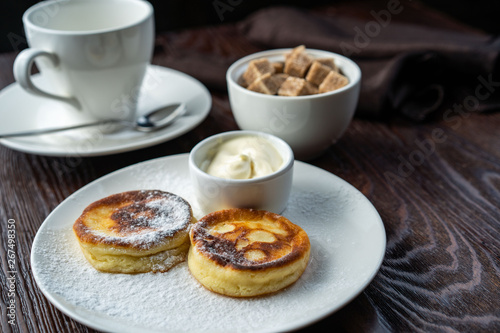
(189, 130, 294, 214)
(227, 48, 361, 160)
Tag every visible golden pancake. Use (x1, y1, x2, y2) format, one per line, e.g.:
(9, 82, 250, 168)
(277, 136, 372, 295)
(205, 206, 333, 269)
(188, 208, 310, 297)
(73, 190, 195, 273)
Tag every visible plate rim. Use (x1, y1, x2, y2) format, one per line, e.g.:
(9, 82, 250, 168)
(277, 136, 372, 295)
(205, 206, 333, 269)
(30, 153, 386, 332)
(0, 66, 212, 157)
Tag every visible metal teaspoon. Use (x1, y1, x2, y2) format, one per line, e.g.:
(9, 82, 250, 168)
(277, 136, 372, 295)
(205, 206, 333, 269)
(0, 103, 186, 138)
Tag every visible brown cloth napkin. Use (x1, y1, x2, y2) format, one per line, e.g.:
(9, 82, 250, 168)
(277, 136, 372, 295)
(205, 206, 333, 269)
(158, 4, 500, 121)
(238, 6, 500, 120)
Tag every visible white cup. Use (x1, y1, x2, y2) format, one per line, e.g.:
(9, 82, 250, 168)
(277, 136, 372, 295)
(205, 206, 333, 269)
(14, 0, 154, 123)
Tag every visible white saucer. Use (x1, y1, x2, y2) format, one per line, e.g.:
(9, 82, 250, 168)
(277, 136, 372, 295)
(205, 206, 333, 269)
(31, 154, 386, 333)
(0, 65, 211, 156)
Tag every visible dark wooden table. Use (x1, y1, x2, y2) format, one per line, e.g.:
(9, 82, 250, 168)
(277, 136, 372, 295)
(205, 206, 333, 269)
(1, 4, 500, 333)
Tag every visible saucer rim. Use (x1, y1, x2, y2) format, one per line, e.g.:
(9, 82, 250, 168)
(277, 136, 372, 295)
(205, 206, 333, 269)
(0, 65, 212, 157)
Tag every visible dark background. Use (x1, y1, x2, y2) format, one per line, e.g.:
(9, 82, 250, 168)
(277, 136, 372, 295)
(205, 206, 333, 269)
(1, 0, 500, 53)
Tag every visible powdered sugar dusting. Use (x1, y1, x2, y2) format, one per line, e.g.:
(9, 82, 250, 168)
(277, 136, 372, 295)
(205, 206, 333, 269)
(82, 190, 192, 250)
(34, 211, 341, 332)
(31, 156, 385, 332)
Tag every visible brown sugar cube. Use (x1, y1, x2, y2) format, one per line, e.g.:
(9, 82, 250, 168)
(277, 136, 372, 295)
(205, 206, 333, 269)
(272, 62, 284, 73)
(271, 73, 289, 88)
(284, 45, 313, 78)
(315, 58, 338, 72)
(238, 75, 249, 88)
(242, 58, 275, 86)
(290, 45, 306, 54)
(278, 76, 317, 96)
(319, 71, 349, 93)
(247, 73, 280, 95)
(305, 61, 332, 86)
(307, 81, 319, 95)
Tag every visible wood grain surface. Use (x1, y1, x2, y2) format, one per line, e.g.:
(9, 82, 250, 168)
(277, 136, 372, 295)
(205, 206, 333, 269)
(1, 2, 500, 333)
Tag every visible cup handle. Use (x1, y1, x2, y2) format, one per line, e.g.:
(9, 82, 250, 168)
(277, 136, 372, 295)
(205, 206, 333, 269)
(13, 48, 80, 109)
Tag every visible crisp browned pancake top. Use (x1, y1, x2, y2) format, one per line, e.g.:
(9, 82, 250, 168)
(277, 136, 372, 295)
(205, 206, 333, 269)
(74, 190, 192, 250)
(190, 208, 310, 271)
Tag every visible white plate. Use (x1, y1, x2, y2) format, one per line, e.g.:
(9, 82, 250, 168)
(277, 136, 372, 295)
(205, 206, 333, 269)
(31, 154, 386, 333)
(0, 66, 211, 156)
